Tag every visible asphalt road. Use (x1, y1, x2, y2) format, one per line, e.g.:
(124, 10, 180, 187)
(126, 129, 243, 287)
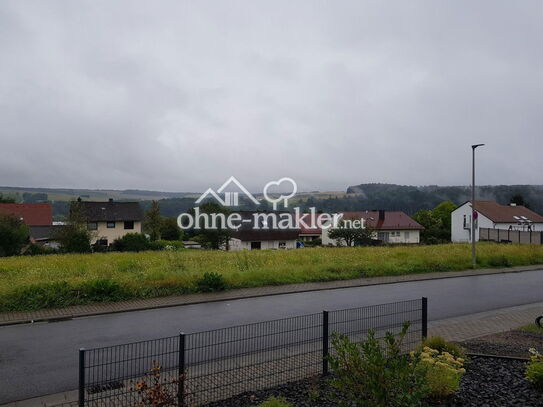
(1, 268, 543, 403)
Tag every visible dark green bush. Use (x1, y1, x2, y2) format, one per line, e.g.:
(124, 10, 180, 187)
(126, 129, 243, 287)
(111, 233, 150, 252)
(195, 272, 227, 292)
(0, 214, 29, 256)
(78, 279, 131, 302)
(23, 243, 58, 256)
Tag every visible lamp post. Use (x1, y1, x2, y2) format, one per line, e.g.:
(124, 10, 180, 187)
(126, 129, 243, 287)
(471, 143, 484, 268)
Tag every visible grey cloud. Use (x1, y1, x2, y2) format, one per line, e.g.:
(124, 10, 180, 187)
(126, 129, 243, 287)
(0, 0, 542, 192)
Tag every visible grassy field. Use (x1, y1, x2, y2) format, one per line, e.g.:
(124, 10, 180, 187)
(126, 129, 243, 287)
(0, 243, 542, 312)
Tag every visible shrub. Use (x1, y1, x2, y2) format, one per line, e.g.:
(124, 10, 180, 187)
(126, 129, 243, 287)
(195, 272, 227, 292)
(0, 214, 29, 256)
(418, 336, 466, 359)
(327, 322, 428, 407)
(23, 243, 58, 256)
(415, 346, 465, 398)
(111, 233, 150, 252)
(78, 279, 131, 302)
(526, 348, 543, 390)
(259, 397, 292, 407)
(160, 217, 183, 241)
(59, 229, 92, 253)
(130, 360, 181, 406)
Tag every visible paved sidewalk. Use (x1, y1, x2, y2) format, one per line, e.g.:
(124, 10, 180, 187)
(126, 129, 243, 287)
(429, 301, 543, 341)
(1, 264, 542, 326)
(3, 299, 543, 406)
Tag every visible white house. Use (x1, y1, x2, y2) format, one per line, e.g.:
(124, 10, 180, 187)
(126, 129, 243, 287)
(228, 211, 299, 250)
(451, 200, 543, 242)
(298, 210, 424, 245)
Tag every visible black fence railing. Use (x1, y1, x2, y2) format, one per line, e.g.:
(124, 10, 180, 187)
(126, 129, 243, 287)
(79, 297, 427, 406)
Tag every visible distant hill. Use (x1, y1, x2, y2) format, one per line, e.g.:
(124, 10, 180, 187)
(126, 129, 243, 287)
(2, 183, 542, 219)
(339, 183, 543, 214)
(0, 186, 198, 202)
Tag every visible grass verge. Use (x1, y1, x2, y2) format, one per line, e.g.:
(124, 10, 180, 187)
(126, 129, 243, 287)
(0, 242, 542, 312)
(519, 323, 543, 334)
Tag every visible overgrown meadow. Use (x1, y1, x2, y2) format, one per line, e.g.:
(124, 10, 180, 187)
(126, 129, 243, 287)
(0, 243, 542, 311)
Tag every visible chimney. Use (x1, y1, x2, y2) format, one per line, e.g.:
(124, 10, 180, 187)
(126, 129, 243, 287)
(109, 198, 114, 202)
(378, 209, 385, 221)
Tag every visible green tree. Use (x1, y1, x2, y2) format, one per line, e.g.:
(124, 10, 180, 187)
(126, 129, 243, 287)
(413, 201, 456, 244)
(510, 194, 530, 208)
(0, 194, 16, 203)
(188, 202, 231, 249)
(328, 220, 374, 247)
(57, 200, 92, 253)
(144, 200, 162, 241)
(0, 214, 30, 256)
(160, 217, 183, 241)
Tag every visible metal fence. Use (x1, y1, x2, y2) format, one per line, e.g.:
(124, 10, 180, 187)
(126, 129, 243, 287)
(79, 298, 427, 406)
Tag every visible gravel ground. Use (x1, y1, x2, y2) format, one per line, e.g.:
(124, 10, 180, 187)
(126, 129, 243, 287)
(204, 356, 543, 407)
(460, 329, 543, 358)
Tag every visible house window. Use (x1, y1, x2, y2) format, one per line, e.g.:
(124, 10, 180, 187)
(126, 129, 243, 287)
(404, 231, 410, 240)
(250, 241, 261, 250)
(463, 215, 466, 228)
(278, 241, 286, 249)
(96, 239, 108, 246)
(124, 221, 134, 230)
(107, 221, 116, 229)
(87, 222, 98, 230)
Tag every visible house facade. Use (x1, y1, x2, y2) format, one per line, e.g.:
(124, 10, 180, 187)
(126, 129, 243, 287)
(298, 210, 423, 245)
(79, 199, 144, 246)
(0, 203, 60, 247)
(228, 211, 299, 250)
(451, 200, 543, 242)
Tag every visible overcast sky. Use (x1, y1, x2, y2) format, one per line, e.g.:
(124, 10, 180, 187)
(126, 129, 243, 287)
(1, 1, 542, 192)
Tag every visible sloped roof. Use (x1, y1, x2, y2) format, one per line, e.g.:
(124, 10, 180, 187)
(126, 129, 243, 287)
(80, 201, 143, 222)
(342, 211, 424, 230)
(0, 203, 52, 226)
(29, 225, 64, 241)
(468, 201, 543, 223)
(297, 210, 424, 234)
(231, 211, 300, 241)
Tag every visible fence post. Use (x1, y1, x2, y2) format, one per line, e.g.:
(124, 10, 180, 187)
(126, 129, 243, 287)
(421, 297, 428, 339)
(78, 348, 85, 407)
(322, 310, 329, 376)
(178, 333, 186, 407)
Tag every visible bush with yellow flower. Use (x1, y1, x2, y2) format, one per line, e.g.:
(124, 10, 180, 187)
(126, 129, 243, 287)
(412, 346, 466, 398)
(526, 347, 543, 391)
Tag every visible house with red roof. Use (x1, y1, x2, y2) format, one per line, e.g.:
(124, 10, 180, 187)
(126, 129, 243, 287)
(299, 210, 424, 245)
(0, 203, 52, 226)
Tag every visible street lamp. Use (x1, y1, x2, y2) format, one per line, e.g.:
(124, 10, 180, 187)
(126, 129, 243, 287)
(471, 143, 485, 268)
